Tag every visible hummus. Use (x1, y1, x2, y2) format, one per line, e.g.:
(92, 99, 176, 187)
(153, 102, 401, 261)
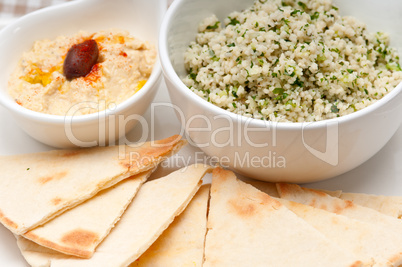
(8, 30, 156, 115)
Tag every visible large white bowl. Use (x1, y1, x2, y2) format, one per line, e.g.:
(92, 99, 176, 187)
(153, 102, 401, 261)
(0, 0, 165, 148)
(160, 0, 402, 182)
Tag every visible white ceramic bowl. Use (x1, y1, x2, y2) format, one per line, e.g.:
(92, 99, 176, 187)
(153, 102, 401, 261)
(160, 0, 402, 182)
(0, 0, 165, 148)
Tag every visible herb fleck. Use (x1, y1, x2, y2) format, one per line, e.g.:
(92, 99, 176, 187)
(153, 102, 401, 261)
(291, 10, 303, 16)
(298, 1, 307, 10)
(206, 21, 220, 30)
(310, 12, 319, 20)
(331, 104, 339, 113)
(228, 17, 240, 26)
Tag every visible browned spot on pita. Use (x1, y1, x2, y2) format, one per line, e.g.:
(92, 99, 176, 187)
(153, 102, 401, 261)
(288, 201, 309, 214)
(387, 252, 402, 265)
(24, 232, 93, 259)
(37, 171, 67, 185)
(288, 200, 299, 209)
(276, 182, 292, 196)
(38, 176, 52, 184)
(120, 147, 158, 169)
(212, 167, 230, 182)
(60, 151, 81, 157)
(211, 168, 234, 198)
(333, 203, 342, 214)
(350, 261, 363, 267)
(120, 136, 183, 170)
(120, 161, 131, 169)
(122, 147, 163, 169)
(259, 191, 273, 205)
(52, 198, 63, 205)
(310, 198, 317, 208)
(228, 187, 281, 219)
(0, 209, 18, 229)
(61, 229, 99, 248)
(213, 167, 237, 193)
(344, 200, 354, 209)
(319, 203, 328, 210)
(228, 198, 256, 218)
(308, 188, 328, 197)
(333, 200, 354, 214)
(331, 216, 340, 226)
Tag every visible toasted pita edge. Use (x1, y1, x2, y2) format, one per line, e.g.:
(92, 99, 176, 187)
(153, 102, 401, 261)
(14, 136, 186, 235)
(130, 184, 211, 267)
(205, 168, 363, 267)
(23, 170, 153, 259)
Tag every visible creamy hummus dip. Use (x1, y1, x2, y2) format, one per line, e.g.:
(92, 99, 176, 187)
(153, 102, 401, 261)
(8, 30, 156, 115)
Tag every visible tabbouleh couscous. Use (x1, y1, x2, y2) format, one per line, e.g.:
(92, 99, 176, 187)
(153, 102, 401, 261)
(182, 0, 402, 122)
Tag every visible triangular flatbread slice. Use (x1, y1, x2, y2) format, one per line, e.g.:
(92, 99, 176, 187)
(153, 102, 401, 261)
(295, 187, 402, 218)
(0, 135, 185, 235)
(242, 180, 342, 199)
(130, 184, 210, 267)
(23, 169, 153, 259)
(308, 188, 342, 198)
(276, 198, 402, 266)
(203, 168, 363, 267)
(277, 183, 402, 228)
(17, 164, 212, 267)
(328, 191, 402, 218)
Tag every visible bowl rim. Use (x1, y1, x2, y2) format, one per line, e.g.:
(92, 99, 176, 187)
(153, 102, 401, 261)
(159, 0, 402, 130)
(0, 0, 163, 125)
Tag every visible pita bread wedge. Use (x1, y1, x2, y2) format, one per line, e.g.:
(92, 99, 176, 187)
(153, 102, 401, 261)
(277, 182, 402, 265)
(23, 170, 153, 259)
(332, 191, 402, 218)
(17, 164, 212, 267)
(0, 135, 185, 235)
(203, 168, 363, 267)
(130, 184, 210, 267)
(277, 183, 402, 227)
(242, 180, 342, 199)
(276, 198, 402, 266)
(315, 189, 343, 198)
(295, 187, 402, 218)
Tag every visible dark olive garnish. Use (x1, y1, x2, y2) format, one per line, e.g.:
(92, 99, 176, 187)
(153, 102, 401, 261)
(63, 39, 99, 80)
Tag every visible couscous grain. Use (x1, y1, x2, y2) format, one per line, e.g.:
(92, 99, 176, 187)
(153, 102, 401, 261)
(182, 0, 402, 122)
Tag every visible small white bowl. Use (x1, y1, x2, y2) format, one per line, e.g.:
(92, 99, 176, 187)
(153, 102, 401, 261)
(160, 0, 402, 182)
(0, 0, 165, 148)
